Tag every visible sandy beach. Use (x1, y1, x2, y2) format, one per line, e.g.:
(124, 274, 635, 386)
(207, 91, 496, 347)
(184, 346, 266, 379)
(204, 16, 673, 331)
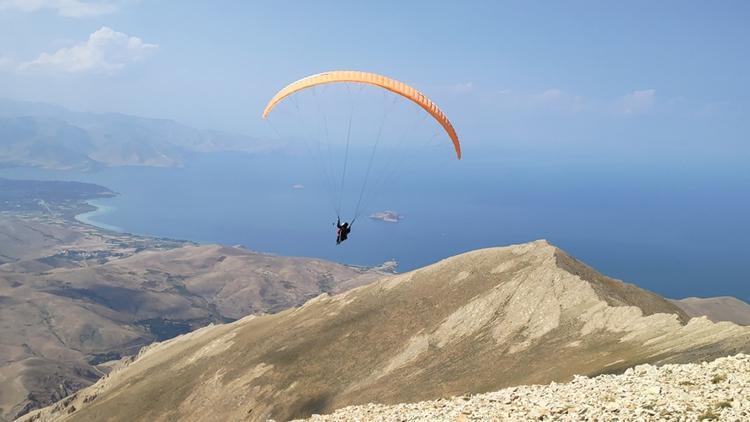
(74, 200, 123, 232)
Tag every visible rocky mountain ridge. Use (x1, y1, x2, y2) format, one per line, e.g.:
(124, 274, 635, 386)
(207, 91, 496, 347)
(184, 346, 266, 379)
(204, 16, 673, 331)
(20, 240, 750, 422)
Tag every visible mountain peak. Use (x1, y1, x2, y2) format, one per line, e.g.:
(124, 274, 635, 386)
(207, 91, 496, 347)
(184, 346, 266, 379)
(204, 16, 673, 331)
(21, 242, 750, 422)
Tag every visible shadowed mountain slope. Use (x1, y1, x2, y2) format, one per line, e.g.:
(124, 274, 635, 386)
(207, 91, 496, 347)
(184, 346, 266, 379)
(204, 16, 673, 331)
(22, 240, 750, 422)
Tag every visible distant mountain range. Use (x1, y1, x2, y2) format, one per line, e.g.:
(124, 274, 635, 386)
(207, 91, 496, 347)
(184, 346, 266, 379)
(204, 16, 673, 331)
(0, 99, 275, 170)
(22, 240, 750, 422)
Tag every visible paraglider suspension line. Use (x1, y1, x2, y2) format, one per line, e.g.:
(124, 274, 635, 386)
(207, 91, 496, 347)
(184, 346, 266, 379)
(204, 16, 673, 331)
(352, 94, 398, 221)
(337, 86, 355, 217)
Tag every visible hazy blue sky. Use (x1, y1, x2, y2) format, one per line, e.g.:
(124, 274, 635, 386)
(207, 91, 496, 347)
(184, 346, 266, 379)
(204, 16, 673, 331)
(1, 1, 749, 188)
(1, 1, 749, 150)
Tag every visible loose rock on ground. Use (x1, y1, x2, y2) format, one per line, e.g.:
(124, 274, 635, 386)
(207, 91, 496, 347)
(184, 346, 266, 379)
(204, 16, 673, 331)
(301, 354, 750, 421)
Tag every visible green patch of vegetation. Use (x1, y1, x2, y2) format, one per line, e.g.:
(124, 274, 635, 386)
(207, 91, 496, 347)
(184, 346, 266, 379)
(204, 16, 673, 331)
(711, 373, 727, 384)
(678, 380, 695, 386)
(170, 284, 191, 296)
(88, 351, 121, 365)
(136, 318, 192, 341)
(0, 178, 115, 213)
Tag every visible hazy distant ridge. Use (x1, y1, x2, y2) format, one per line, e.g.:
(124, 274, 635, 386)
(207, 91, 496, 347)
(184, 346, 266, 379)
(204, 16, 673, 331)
(671, 296, 750, 326)
(0, 98, 274, 170)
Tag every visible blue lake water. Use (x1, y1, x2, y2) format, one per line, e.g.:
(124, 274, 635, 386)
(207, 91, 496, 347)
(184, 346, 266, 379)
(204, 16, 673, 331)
(2, 147, 748, 302)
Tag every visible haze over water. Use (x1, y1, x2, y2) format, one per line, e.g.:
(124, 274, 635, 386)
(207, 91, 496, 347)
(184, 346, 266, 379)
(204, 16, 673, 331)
(2, 144, 748, 303)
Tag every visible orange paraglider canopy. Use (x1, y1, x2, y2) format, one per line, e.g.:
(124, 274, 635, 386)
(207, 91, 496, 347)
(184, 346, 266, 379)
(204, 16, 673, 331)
(262, 70, 461, 159)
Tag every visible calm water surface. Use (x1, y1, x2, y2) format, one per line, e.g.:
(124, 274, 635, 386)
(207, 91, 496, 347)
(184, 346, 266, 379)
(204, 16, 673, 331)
(2, 148, 748, 302)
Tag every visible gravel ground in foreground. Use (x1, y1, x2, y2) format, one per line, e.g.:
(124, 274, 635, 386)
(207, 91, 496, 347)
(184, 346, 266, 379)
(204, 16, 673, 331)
(300, 354, 750, 421)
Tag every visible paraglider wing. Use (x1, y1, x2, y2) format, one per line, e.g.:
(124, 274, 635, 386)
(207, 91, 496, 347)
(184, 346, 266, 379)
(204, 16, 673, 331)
(262, 70, 462, 159)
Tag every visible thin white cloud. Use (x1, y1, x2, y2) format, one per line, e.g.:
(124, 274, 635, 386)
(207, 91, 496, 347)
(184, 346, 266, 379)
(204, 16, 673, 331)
(433, 81, 475, 95)
(450, 82, 474, 94)
(482, 87, 656, 116)
(534, 88, 564, 101)
(526, 88, 585, 113)
(0, 0, 119, 17)
(19, 26, 157, 74)
(617, 89, 656, 115)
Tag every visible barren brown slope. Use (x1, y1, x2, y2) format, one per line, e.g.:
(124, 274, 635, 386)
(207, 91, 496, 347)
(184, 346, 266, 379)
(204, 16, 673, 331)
(22, 240, 750, 422)
(0, 216, 382, 422)
(670, 296, 750, 325)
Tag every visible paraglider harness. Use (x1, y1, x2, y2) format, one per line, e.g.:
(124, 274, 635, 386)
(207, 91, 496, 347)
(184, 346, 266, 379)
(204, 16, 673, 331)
(336, 217, 352, 245)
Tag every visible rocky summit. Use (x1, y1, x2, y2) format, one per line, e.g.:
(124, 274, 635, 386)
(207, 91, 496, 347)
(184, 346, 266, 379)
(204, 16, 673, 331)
(301, 354, 750, 421)
(21, 240, 750, 422)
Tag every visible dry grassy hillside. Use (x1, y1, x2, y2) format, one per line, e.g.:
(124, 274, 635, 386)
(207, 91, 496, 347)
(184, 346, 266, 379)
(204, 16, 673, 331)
(0, 215, 383, 421)
(671, 296, 750, 326)
(23, 240, 750, 422)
